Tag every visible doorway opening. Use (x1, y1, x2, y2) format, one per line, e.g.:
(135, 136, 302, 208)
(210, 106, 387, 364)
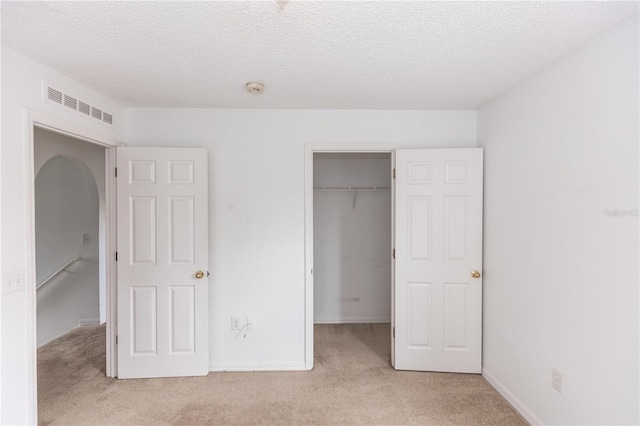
(313, 153, 392, 324)
(313, 152, 392, 366)
(34, 128, 106, 347)
(304, 144, 397, 370)
(25, 110, 119, 422)
(34, 130, 106, 419)
(35, 152, 102, 348)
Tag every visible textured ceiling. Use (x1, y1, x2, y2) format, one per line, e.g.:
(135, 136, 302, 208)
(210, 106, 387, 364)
(1, 1, 638, 109)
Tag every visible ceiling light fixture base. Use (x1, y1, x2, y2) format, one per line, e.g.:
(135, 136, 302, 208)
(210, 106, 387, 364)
(246, 82, 264, 94)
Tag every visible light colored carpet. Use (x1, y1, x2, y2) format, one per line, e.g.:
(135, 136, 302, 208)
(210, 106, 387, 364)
(38, 324, 526, 425)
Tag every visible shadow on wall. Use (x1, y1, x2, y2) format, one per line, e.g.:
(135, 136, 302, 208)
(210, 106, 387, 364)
(35, 155, 100, 347)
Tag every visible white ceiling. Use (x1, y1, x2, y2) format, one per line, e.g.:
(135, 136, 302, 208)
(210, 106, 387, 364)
(1, 1, 637, 109)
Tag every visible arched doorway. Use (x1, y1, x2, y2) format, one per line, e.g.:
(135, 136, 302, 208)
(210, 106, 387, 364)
(35, 154, 101, 345)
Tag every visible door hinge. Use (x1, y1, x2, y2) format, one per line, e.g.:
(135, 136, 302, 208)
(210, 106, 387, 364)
(115, 252, 118, 261)
(393, 327, 395, 338)
(393, 249, 395, 259)
(116, 335, 118, 345)
(115, 167, 117, 177)
(393, 168, 396, 179)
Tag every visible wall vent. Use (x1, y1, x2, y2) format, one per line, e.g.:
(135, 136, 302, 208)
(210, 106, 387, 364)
(47, 87, 63, 104)
(43, 82, 114, 127)
(63, 94, 77, 110)
(79, 101, 91, 115)
(91, 106, 102, 120)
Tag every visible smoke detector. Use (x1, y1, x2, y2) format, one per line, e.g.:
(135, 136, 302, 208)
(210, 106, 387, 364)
(246, 82, 264, 94)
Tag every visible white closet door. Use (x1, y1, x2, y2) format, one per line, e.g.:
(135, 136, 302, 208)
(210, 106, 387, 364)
(116, 147, 209, 378)
(394, 148, 483, 373)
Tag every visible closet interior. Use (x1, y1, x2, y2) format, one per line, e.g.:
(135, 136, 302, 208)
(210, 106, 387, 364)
(313, 153, 392, 324)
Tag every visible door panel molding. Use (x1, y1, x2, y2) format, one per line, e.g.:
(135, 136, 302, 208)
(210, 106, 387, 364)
(116, 147, 209, 378)
(395, 148, 483, 373)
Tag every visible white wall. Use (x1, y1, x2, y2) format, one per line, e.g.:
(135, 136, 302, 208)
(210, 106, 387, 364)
(125, 109, 477, 370)
(477, 18, 639, 425)
(1, 46, 124, 425)
(313, 154, 391, 323)
(35, 155, 99, 346)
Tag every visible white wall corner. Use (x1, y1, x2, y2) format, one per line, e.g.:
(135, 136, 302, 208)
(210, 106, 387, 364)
(482, 368, 543, 426)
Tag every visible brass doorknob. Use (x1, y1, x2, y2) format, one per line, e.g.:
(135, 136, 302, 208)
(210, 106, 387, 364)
(195, 270, 205, 279)
(471, 270, 481, 278)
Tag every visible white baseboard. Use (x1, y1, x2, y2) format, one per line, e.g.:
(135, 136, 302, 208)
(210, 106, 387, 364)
(482, 367, 542, 425)
(210, 361, 307, 372)
(314, 318, 391, 324)
(78, 318, 100, 326)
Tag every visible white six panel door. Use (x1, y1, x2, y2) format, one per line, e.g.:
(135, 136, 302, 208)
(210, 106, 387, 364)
(395, 148, 483, 373)
(117, 147, 209, 378)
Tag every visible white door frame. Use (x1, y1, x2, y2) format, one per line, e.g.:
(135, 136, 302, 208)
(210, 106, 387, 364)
(304, 143, 399, 369)
(24, 108, 121, 421)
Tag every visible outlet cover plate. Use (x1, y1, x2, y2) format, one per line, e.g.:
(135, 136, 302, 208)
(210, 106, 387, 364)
(231, 316, 241, 330)
(552, 368, 563, 394)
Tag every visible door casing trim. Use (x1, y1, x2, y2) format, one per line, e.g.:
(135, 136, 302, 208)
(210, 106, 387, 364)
(24, 108, 121, 423)
(304, 143, 399, 369)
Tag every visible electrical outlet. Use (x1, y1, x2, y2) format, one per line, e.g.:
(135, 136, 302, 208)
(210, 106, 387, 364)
(231, 316, 241, 330)
(2, 270, 25, 295)
(552, 368, 563, 394)
(247, 317, 256, 330)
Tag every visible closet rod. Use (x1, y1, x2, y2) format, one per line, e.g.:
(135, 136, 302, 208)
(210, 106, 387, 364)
(313, 186, 389, 191)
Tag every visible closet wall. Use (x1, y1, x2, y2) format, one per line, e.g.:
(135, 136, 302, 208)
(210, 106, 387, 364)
(313, 153, 391, 323)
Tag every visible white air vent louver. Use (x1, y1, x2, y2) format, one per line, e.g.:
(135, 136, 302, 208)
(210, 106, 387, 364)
(79, 101, 91, 115)
(47, 87, 63, 104)
(91, 106, 102, 120)
(63, 94, 77, 110)
(43, 82, 113, 127)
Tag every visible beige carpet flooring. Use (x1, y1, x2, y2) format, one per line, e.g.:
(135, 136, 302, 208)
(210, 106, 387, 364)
(38, 324, 525, 425)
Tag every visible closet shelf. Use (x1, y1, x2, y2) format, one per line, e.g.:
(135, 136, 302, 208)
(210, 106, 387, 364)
(313, 185, 389, 192)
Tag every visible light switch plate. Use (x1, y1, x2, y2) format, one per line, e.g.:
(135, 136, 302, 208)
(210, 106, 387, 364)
(2, 269, 26, 295)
